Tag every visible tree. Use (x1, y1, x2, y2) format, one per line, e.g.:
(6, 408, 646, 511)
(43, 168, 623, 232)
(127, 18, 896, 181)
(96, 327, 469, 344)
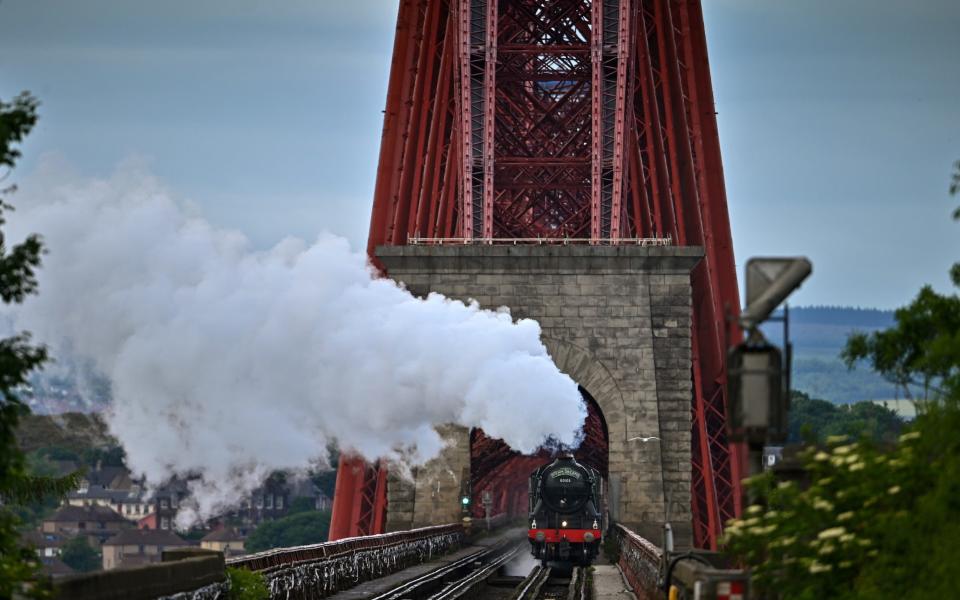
(244, 511, 331, 553)
(0, 93, 80, 598)
(723, 407, 960, 599)
(788, 391, 903, 444)
(287, 496, 318, 515)
(842, 166, 960, 399)
(950, 160, 959, 286)
(59, 536, 100, 573)
(723, 165, 960, 597)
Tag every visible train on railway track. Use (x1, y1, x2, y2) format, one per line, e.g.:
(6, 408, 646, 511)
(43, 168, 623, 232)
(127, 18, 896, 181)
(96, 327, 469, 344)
(527, 455, 602, 565)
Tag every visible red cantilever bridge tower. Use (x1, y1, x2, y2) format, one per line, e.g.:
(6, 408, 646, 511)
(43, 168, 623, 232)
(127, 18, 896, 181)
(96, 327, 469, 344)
(331, 0, 741, 549)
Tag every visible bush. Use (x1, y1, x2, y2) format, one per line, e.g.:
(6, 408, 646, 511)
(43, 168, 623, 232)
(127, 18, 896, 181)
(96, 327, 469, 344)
(601, 534, 620, 565)
(722, 398, 960, 599)
(226, 567, 268, 600)
(287, 496, 316, 515)
(60, 536, 100, 573)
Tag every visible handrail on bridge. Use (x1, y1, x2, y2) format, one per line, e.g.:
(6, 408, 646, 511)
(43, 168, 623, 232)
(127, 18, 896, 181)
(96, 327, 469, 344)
(613, 523, 750, 599)
(226, 523, 464, 573)
(407, 236, 673, 246)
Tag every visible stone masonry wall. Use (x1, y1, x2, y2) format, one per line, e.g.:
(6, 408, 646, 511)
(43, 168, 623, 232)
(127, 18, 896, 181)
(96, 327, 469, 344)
(377, 245, 702, 547)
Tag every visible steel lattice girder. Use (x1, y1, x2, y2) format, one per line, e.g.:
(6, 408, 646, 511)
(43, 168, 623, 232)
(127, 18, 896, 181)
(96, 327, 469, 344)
(335, 0, 741, 550)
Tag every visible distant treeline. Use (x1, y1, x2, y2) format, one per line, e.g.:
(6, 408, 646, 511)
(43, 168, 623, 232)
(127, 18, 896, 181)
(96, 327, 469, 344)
(773, 306, 894, 328)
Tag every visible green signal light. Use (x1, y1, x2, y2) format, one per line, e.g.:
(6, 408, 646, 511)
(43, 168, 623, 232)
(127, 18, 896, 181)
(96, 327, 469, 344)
(461, 496, 470, 505)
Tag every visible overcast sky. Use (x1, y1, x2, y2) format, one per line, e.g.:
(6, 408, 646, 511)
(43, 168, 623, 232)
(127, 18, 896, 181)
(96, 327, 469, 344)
(1, 1, 957, 309)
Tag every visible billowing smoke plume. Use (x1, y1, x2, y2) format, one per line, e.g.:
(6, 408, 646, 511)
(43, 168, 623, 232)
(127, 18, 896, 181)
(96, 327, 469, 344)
(7, 159, 586, 524)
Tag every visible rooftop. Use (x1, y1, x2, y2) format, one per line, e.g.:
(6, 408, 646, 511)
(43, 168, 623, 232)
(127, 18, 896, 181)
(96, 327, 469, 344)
(201, 527, 243, 542)
(103, 528, 187, 547)
(47, 504, 128, 523)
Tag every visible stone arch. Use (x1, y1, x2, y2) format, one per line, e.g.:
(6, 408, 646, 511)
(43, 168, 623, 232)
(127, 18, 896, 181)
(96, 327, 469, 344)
(541, 337, 628, 453)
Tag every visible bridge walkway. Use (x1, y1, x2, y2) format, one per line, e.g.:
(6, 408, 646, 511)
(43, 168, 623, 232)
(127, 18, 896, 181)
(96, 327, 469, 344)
(328, 527, 526, 600)
(592, 563, 637, 600)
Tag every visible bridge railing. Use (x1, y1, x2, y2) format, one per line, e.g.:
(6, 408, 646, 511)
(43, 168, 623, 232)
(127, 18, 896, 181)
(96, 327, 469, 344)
(614, 524, 664, 599)
(227, 523, 465, 598)
(612, 524, 751, 600)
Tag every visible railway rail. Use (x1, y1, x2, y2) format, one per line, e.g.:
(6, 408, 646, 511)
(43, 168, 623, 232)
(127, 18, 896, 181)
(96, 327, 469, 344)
(512, 565, 586, 600)
(371, 540, 589, 600)
(373, 544, 589, 600)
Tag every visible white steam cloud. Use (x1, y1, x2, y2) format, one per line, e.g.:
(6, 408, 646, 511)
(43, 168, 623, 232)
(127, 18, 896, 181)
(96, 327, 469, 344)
(7, 159, 586, 524)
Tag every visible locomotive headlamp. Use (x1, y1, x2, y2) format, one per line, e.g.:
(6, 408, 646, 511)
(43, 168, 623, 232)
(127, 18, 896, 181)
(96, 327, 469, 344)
(561, 520, 568, 528)
(531, 519, 537, 529)
(592, 520, 599, 530)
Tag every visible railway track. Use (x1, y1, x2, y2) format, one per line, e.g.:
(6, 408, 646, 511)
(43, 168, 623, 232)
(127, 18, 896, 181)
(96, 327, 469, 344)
(370, 539, 523, 600)
(372, 536, 589, 600)
(512, 565, 586, 600)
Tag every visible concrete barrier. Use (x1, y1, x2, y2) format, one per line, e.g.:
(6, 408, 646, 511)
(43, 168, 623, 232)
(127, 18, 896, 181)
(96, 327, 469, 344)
(54, 552, 226, 600)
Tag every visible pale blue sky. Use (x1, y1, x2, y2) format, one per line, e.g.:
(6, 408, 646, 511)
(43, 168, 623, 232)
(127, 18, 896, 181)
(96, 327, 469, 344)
(1, 0, 958, 308)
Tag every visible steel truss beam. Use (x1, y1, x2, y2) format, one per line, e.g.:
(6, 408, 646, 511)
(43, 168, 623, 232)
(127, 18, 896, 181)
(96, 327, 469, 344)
(341, 0, 742, 550)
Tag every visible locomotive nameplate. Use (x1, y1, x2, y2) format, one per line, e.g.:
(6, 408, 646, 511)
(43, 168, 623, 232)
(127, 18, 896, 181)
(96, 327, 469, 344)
(550, 467, 583, 480)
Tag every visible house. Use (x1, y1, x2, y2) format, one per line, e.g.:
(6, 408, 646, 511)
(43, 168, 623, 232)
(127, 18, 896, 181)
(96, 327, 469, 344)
(200, 527, 244, 556)
(66, 484, 152, 520)
(227, 476, 290, 527)
(137, 512, 157, 530)
(21, 530, 68, 558)
(38, 556, 76, 579)
(42, 505, 132, 545)
(101, 529, 189, 570)
(287, 478, 332, 512)
(73, 465, 134, 496)
(152, 478, 190, 531)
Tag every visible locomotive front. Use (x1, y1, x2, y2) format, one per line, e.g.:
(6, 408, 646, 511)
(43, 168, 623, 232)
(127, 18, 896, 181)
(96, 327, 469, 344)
(528, 455, 602, 564)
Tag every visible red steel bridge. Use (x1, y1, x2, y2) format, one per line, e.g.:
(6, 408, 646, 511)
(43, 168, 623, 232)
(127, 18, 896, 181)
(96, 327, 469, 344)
(331, 0, 741, 550)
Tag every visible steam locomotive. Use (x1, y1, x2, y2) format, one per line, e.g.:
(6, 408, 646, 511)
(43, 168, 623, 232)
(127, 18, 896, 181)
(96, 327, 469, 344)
(527, 455, 602, 565)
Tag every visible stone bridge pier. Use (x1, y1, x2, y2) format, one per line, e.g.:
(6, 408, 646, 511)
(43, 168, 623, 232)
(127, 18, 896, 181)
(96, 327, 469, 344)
(378, 245, 702, 548)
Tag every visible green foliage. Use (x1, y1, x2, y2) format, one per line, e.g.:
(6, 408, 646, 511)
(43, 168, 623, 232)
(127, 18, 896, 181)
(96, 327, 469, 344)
(950, 159, 960, 204)
(723, 398, 960, 599)
(0, 92, 75, 598)
(226, 567, 269, 600)
(287, 496, 317, 515)
(311, 469, 337, 500)
(59, 536, 100, 573)
(729, 177, 960, 597)
(843, 286, 960, 399)
(788, 391, 903, 444)
(16, 412, 115, 455)
(0, 93, 38, 171)
(951, 160, 960, 285)
(11, 456, 64, 528)
(244, 511, 331, 553)
(601, 534, 620, 565)
(843, 164, 960, 401)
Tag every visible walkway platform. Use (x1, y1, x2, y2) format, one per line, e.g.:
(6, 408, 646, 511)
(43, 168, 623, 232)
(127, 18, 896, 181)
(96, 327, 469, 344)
(328, 527, 526, 600)
(592, 562, 638, 599)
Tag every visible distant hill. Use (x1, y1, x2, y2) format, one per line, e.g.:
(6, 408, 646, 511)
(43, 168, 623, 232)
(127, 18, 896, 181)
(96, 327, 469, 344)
(16, 412, 115, 454)
(761, 306, 898, 404)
